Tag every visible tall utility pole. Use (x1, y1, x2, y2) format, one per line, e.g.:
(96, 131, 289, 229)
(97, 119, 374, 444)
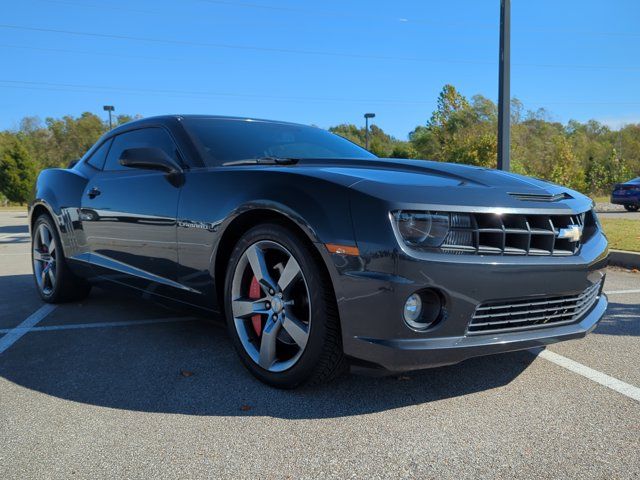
(364, 112, 376, 150)
(497, 0, 511, 171)
(103, 105, 115, 130)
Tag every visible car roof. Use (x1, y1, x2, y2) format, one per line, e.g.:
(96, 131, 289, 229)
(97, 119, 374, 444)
(110, 114, 310, 135)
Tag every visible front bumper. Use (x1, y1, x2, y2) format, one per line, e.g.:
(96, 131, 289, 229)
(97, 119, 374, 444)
(350, 294, 607, 372)
(611, 194, 640, 205)
(332, 230, 609, 373)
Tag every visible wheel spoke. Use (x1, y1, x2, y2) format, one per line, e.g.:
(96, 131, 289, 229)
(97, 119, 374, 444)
(245, 244, 277, 293)
(33, 250, 45, 262)
(282, 312, 309, 349)
(48, 239, 56, 256)
(40, 269, 47, 286)
(232, 298, 269, 318)
(277, 255, 301, 293)
(47, 268, 56, 288)
(259, 318, 280, 369)
(38, 224, 50, 249)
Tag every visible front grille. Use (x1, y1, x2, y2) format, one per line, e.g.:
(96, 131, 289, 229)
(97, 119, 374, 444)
(440, 210, 597, 256)
(468, 280, 602, 335)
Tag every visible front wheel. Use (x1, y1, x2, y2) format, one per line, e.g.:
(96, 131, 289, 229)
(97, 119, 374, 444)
(624, 204, 639, 212)
(224, 224, 346, 388)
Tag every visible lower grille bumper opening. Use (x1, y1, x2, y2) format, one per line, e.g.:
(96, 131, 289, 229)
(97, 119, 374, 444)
(468, 280, 602, 335)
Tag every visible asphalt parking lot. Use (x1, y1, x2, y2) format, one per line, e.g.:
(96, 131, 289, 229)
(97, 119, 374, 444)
(1, 210, 638, 479)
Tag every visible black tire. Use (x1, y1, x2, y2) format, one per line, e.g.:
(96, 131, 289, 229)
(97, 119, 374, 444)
(224, 223, 346, 388)
(32, 214, 92, 303)
(624, 205, 639, 212)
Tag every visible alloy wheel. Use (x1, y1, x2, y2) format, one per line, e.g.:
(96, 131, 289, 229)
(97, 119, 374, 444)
(231, 240, 311, 372)
(33, 222, 57, 296)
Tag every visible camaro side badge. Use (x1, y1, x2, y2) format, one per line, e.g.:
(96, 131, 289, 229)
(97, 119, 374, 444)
(557, 224, 583, 242)
(178, 220, 218, 232)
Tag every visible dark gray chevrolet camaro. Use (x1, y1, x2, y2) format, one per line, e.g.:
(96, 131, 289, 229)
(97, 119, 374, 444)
(29, 115, 609, 388)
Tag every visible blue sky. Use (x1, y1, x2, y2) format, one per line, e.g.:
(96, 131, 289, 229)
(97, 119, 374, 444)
(1, 0, 638, 138)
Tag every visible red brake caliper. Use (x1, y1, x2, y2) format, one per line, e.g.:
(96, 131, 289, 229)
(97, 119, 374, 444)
(249, 276, 263, 336)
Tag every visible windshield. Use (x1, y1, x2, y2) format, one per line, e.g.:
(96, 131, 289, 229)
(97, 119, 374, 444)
(183, 118, 377, 166)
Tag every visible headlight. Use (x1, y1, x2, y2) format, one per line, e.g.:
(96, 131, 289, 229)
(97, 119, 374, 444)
(393, 211, 450, 248)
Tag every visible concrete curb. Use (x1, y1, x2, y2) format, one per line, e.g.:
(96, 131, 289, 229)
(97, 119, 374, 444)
(609, 249, 640, 269)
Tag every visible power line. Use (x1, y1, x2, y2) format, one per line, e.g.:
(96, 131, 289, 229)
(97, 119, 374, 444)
(193, 0, 466, 26)
(33, 0, 640, 37)
(0, 43, 205, 63)
(38, 0, 161, 15)
(1, 24, 640, 72)
(0, 23, 491, 65)
(2, 41, 639, 74)
(193, 0, 640, 37)
(0, 79, 432, 104)
(1, 79, 639, 107)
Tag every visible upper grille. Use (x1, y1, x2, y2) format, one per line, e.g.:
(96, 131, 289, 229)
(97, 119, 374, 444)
(468, 280, 602, 335)
(440, 210, 597, 256)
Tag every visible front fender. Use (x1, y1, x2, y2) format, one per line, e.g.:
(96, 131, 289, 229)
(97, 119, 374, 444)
(176, 169, 357, 310)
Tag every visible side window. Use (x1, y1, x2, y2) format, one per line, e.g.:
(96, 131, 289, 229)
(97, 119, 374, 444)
(85, 139, 112, 170)
(103, 127, 178, 172)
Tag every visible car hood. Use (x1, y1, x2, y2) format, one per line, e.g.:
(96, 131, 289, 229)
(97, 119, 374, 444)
(287, 158, 593, 213)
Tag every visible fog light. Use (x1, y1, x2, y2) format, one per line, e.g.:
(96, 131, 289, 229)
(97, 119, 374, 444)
(403, 294, 423, 327)
(403, 289, 443, 331)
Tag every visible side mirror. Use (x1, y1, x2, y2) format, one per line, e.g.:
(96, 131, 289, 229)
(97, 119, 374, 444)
(119, 147, 182, 174)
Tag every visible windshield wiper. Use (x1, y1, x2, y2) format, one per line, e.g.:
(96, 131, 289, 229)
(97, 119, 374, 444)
(222, 156, 299, 166)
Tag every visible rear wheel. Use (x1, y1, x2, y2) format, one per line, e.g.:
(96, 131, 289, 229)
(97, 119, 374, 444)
(32, 214, 91, 303)
(224, 224, 346, 388)
(624, 204, 639, 212)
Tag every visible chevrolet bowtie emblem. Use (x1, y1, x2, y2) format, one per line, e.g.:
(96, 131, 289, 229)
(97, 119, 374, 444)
(557, 224, 583, 242)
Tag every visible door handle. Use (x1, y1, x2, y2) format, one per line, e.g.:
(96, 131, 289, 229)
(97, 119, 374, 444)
(87, 187, 101, 199)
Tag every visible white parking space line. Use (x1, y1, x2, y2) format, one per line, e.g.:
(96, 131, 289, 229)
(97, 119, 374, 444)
(0, 316, 196, 334)
(0, 234, 29, 239)
(605, 289, 640, 295)
(535, 349, 640, 403)
(0, 304, 56, 354)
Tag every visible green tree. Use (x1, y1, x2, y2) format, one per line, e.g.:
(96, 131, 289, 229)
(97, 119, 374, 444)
(45, 112, 107, 167)
(329, 124, 409, 158)
(389, 142, 417, 159)
(0, 133, 37, 203)
(410, 86, 497, 167)
(548, 136, 586, 192)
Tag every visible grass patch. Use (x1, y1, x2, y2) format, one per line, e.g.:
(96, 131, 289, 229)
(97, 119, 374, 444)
(0, 207, 27, 212)
(0, 205, 27, 211)
(600, 218, 640, 252)
(591, 195, 610, 204)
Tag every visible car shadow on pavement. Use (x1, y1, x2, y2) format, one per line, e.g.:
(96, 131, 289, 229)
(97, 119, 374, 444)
(0, 224, 29, 235)
(593, 302, 640, 337)
(0, 287, 538, 419)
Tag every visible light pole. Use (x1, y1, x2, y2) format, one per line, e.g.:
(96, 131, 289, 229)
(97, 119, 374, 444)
(364, 113, 376, 151)
(497, 0, 511, 171)
(103, 105, 115, 130)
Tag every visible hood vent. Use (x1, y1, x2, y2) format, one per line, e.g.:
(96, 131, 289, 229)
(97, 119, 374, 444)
(508, 192, 573, 202)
